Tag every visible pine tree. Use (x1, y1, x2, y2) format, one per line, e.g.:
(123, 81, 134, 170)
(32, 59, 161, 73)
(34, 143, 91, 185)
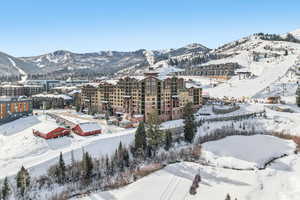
(1, 177, 10, 200)
(183, 103, 196, 143)
(16, 166, 30, 197)
(123, 148, 130, 168)
(225, 194, 231, 200)
(164, 130, 173, 151)
(82, 152, 94, 182)
(135, 122, 147, 152)
(58, 152, 66, 183)
(76, 104, 80, 112)
(146, 111, 164, 157)
(117, 142, 125, 171)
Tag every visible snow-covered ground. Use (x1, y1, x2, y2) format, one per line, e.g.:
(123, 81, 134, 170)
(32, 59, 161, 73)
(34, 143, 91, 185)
(76, 135, 299, 200)
(0, 113, 135, 179)
(202, 135, 296, 169)
(190, 35, 300, 99)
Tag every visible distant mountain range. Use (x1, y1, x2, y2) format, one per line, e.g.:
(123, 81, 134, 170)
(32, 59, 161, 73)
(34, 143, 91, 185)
(20, 43, 209, 75)
(0, 29, 299, 79)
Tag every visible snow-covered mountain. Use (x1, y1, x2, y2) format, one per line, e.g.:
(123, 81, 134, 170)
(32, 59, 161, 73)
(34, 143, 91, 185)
(20, 43, 210, 75)
(200, 32, 300, 98)
(0, 51, 39, 78)
(289, 29, 300, 40)
(1, 29, 300, 81)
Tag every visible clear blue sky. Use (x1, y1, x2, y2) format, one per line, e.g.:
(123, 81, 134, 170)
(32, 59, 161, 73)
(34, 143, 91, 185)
(1, 0, 299, 57)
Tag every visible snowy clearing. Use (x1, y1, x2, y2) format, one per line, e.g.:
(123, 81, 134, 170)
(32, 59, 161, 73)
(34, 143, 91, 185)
(201, 135, 296, 169)
(0, 113, 135, 179)
(76, 154, 300, 200)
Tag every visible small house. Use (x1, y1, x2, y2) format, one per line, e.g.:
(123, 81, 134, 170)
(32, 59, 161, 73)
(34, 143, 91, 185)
(72, 122, 102, 136)
(33, 123, 70, 139)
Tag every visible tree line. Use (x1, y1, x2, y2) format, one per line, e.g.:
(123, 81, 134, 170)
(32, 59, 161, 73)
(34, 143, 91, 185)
(0, 103, 200, 199)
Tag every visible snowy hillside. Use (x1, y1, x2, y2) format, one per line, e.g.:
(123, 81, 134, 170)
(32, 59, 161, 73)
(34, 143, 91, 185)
(0, 113, 135, 179)
(0, 51, 39, 77)
(199, 34, 300, 98)
(20, 43, 209, 76)
(77, 136, 300, 200)
(289, 29, 300, 40)
(202, 135, 296, 169)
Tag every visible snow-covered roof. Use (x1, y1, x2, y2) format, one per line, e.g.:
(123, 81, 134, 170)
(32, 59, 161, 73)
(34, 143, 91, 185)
(104, 79, 118, 85)
(133, 114, 143, 118)
(52, 86, 78, 90)
(32, 93, 72, 100)
(68, 90, 81, 95)
(0, 96, 31, 101)
(186, 82, 201, 89)
(0, 84, 23, 88)
(24, 84, 44, 88)
(79, 122, 102, 132)
(32, 116, 61, 133)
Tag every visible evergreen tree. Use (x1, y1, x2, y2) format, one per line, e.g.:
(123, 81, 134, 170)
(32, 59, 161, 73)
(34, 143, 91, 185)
(105, 155, 110, 176)
(16, 166, 30, 197)
(58, 152, 66, 183)
(76, 104, 80, 112)
(183, 103, 196, 143)
(82, 152, 94, 182)
(134, 122, 147, 152)
(146, 111, 164, 157)
(123, 148, 130, 168)
(1, 177, 10, 200)
(164, 130, 173, 151)
(117, 142, 125, 171)
(225, 194, 231, 200)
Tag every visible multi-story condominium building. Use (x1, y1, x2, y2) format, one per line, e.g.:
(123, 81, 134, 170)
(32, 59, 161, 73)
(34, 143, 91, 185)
(0, 97, 33, 124)
(0, 85, 25, 96)
(172, 63, 240, 80)
(24, 85, 45, 96)
(0, 84, 44, 97)
(81, 71, 202, 121)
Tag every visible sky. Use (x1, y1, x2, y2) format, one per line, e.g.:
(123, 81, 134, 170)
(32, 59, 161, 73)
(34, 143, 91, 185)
(1, 0, 300, 57)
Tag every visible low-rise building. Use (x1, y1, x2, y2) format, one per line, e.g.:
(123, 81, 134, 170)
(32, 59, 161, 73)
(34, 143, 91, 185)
(0, 97, 33, 124)
(0, 84, 44, 97)
(32, 93, 73, 109)
(33, 122, 70, 139)
(24, 85, 44, 96)
(72, 122, 102, 136)
(0, 85, 25, 96)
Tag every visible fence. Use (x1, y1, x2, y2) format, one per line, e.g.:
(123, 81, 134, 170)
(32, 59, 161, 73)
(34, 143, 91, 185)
(197, 110, 265, 123)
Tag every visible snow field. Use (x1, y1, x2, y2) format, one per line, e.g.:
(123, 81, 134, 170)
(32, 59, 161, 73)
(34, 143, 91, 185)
(201, 135, 296, 169)
(0, 114, 135, 179)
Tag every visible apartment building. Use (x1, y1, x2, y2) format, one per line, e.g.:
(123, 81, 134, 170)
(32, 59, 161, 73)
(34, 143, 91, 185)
(0, 97, 33, 124)
(81, 72, 202, 122)
(0, 84, 44, 97)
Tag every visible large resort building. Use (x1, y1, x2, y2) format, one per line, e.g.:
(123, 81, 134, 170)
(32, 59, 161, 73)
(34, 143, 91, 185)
(81, 71, 202, 122)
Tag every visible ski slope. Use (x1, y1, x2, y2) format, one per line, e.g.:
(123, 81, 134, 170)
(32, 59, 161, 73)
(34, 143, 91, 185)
(7, 57, 28, 83)
(204, 38, 300, 98)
